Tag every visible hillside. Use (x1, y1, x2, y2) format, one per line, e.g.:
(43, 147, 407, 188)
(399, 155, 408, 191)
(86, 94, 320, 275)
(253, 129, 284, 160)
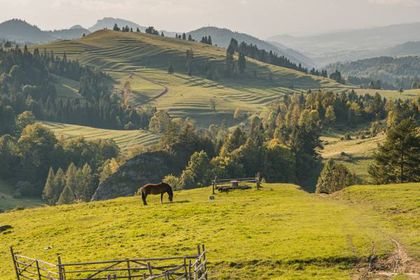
(187, 26, 315, 67)
(327, 56, 420, 90)
(40, 121, 160, 153)
(1, 183, 418, 279)
(269, 22, 420, 65)
(0, 19, 88, 44)
(36, 29, 344, 126)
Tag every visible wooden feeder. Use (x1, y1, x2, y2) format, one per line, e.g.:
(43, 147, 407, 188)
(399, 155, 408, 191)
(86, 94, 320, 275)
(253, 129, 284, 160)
(231, 180, 239, 188)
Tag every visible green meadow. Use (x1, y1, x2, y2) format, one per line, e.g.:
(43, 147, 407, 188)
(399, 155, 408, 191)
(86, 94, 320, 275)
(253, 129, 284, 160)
(1, 183, 418, 279)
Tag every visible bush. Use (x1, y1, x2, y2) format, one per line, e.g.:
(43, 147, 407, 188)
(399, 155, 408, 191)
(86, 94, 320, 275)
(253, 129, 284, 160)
(316, 160, 358, 194)
(163, 174, 181, 190)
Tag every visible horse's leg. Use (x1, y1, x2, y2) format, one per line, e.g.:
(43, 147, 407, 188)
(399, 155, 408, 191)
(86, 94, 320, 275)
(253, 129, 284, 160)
(160, 193, 164, 204)
(142, 191, 147, 206)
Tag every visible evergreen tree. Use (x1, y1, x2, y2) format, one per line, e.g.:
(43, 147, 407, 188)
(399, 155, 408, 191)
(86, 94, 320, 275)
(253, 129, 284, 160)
(57, 184, 75, 205)
(168, 64, 174, 74)
(53, 168, 66, 203)
(64, 163, 78, 193)
(42, 168, 56, 205)
(316, 160, 357, 194)
(238, 52, 246, 74)
(369, 118, 420, 183)
(113, 24, 120, 31)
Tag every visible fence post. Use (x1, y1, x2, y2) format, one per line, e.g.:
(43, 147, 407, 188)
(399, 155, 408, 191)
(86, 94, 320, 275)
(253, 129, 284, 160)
(57, 254, 64, 280)
(10, 247, 21, 280)
(147, 262, 153, 276)
(126, 259, 132, 280)
(202, 244, 208, 280)
(35, 260, 42, 280)
(188, 260, 192, 280)
(256, 172, 261, 190)
(183, 257, 188, 278)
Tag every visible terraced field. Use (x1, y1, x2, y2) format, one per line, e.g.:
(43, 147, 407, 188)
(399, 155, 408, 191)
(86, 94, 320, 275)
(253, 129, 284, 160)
(36, 30, 346, 127)
(40, 121, 160, 153)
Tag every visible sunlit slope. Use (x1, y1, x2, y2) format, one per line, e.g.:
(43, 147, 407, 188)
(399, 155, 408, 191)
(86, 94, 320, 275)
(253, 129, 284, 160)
(37, 30, 346, 125)
(40, 121, 160, 153)
(2, 183, 418, 279)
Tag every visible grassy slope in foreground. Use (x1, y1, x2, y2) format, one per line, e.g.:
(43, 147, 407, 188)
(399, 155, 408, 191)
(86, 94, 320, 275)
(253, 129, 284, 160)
(2, 183, 418, 279)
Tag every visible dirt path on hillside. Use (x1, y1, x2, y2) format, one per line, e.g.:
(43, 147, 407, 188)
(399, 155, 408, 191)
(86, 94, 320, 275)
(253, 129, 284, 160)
(354, 238, 420, 280)
(133, 73, 169, 104)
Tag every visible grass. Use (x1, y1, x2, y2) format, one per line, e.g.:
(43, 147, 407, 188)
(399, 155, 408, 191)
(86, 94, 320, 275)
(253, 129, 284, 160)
(35, 30, 346, 127)
(334, 183, 420, 259)
(39, 121, 160, 153)
(320, 132, 385, 181)
(0, 179, 42, 211)
(1, 183, 418, 279)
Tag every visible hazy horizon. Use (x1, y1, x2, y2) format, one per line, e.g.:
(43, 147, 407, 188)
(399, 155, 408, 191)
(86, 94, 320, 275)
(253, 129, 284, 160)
(1, 0, 420, 38)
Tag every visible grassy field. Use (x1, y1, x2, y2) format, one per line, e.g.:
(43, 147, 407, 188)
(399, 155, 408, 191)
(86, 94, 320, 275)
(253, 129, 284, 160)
(0, 179, 42, 211)
(1, 183, 418, 279)
(40, 121, 160, 153)
(320, 131, 385, 182)
(36, 30, 346, 127)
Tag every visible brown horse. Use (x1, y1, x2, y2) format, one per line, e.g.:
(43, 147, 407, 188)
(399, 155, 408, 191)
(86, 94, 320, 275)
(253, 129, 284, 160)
(139, 182, 173, 205)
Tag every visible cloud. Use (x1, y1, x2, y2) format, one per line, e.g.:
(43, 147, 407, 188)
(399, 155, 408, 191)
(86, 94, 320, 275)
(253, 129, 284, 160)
(368, 0, 420, 6)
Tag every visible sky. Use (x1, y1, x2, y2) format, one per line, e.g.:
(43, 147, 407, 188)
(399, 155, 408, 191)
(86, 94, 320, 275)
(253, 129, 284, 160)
(1, 0, 420, 38)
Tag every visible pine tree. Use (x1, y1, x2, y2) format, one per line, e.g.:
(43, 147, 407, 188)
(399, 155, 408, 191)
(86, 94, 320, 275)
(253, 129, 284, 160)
(113, 24, 120, 31)
(238, 53, 246, 74)
(80, 164, 95, 201)
(168, 64, 174, 74)
(42, 168, 56, 205)
(369, 118, 420, 183)
(53, 168, 66, 203)
(316, 160, 357, 194)
(57, 185, 75, 205)
(65, 163, 78, 193)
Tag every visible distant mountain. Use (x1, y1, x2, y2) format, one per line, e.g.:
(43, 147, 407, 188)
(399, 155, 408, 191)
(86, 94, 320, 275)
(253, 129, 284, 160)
(187, 26, 315, 68)
(88, 17, 146, 32)
(88, 17, 177, 37)
(0, 19, 54, 43)
(384, 41, 420, 57)
(49, 27, 90, 40)
(269, 22, 420, 65)
(0, 19, 89, 44)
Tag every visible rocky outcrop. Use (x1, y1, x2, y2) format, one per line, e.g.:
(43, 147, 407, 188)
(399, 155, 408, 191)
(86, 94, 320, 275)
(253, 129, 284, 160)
(91, 151, 181, 200)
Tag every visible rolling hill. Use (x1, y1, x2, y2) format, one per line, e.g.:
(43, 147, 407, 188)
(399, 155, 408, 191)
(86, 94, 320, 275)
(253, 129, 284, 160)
(40, 121, 160, 153)
(0, 19, 88, 44)
(36, 29, 344, 127)
(327, 56, 420, 89)
(187, 26, 315, 67)
(0, 183, 418, 279)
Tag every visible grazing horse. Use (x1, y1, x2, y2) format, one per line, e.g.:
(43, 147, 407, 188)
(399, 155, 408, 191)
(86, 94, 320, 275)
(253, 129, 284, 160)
(139, 182, 173, 205)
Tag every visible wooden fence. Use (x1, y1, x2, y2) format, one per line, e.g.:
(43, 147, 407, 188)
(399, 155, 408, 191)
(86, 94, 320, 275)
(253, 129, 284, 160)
(212, 173, 261, 194)
(10, 245, 208, 280)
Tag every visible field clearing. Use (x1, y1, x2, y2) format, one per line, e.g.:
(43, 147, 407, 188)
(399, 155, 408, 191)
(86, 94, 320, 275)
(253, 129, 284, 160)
(40, 121, 160, 152)
(353, 88, 420, 100)
(320, 133, 385, 181)
(1, 183, 418, 279)
(0, 179, 42, 210)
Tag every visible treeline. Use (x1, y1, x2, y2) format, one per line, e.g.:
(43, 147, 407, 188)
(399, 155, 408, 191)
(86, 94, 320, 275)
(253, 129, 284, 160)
(0, 104, 121, 201)
(148, 110, 321, 191)
(0, 46, 153, 129)
(328, 56, 420, 90)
